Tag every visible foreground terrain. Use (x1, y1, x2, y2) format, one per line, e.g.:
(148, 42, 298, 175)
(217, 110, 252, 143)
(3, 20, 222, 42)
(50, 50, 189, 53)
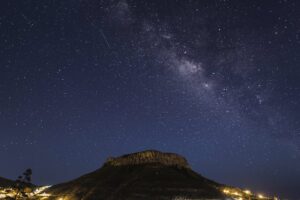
(1, 150, 278, 200)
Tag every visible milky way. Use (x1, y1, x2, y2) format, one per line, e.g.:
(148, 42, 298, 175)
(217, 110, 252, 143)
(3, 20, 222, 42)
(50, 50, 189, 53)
(0, 0, 299, 199)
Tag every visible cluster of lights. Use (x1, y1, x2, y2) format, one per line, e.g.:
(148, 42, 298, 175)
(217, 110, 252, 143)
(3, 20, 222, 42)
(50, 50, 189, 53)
(1, 185, 280, 200)
(222, 187, 278, 200)
(0, 185, 53, 199)
(0, 187, 18, 198)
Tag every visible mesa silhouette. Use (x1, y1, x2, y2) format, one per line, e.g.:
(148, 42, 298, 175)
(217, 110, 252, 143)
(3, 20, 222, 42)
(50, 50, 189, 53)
(46, 150, 224, 200)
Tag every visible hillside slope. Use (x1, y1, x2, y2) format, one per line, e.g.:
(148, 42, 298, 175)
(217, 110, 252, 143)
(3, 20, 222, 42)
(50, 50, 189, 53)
(0, 177, 15, 188)
(47, 150, 225, 200)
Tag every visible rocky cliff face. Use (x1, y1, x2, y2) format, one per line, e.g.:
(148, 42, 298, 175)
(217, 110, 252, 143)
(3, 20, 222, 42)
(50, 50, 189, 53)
(105, 150, 190, 169)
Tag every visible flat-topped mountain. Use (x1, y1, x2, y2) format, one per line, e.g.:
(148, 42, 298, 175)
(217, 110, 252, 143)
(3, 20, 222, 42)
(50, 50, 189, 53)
(105, 150, 190, 169)
(46, 150, 225, 200)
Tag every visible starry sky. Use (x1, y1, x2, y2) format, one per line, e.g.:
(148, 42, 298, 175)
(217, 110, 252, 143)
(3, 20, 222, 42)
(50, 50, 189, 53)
(0, 0, 300, 199)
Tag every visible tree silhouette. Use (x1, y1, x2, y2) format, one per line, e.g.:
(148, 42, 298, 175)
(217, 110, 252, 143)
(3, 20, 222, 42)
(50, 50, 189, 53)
(14, 168, 33, 200)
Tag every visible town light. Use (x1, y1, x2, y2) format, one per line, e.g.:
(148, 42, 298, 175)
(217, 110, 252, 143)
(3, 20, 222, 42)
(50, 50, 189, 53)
(243, 190, 251, 195)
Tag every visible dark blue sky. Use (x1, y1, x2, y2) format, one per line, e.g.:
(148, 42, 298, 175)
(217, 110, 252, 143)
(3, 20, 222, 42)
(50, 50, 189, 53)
(0, 0, 300, 199)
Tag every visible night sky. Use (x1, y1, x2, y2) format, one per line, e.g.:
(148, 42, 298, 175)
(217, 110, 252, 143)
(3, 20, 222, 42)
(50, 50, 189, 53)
(1, 0, 300, 199)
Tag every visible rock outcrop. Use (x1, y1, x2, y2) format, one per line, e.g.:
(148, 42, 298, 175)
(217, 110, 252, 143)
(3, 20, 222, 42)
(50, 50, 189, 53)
(105, 150, 190, 169)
